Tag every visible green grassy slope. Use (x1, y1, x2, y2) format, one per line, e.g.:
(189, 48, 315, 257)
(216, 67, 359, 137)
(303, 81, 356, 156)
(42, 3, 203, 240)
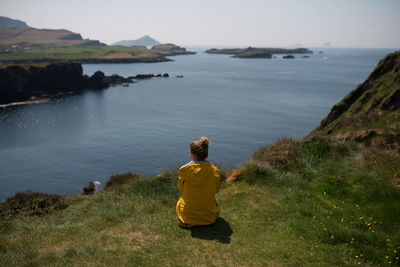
(1, 138, 399, 266)
(0, 27, 103, 47)
(0, 45, 170, 64)
(0, 28, 196, 63)
(311, 51, 400, 145)
(0, 44, 197, 64)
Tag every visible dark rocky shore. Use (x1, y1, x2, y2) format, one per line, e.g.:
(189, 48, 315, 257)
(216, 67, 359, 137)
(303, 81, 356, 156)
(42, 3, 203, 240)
(0, 62, 133, 105)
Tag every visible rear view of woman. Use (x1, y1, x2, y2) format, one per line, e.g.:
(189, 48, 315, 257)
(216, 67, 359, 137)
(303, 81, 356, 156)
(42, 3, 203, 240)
(176, 136, 220, 227)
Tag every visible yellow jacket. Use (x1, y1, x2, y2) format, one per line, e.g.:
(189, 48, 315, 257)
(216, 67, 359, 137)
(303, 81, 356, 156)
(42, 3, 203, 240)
(176, 161, 220, 227)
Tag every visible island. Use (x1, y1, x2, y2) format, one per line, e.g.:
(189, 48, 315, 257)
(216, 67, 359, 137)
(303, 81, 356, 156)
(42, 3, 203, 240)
(112, 35, 160, 47)
(205, 47, 313, 58)
(151, 43, 196, 56)
(283, 55, 295, 59)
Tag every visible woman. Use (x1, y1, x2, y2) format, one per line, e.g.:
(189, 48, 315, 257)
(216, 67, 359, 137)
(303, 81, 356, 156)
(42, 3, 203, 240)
(176, 136, 220, 227)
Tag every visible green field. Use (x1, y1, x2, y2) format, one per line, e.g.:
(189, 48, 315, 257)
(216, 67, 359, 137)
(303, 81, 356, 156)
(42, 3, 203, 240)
(0, 45, 164, 63)
(0, 44, 194, 64)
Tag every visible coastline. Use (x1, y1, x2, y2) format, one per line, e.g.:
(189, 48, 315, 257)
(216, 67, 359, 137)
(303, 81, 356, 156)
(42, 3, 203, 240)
(0, 98, 51, 108)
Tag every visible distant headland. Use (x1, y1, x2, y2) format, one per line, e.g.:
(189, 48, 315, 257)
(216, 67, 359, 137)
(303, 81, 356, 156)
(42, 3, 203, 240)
(0, 62, 134, 106)
(0, 16, 195, 64)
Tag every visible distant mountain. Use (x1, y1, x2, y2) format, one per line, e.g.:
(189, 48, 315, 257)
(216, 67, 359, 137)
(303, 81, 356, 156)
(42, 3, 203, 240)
(323, 42, 333, 47)
(0, 16, 28, 29)
(112, 35, 160, 47)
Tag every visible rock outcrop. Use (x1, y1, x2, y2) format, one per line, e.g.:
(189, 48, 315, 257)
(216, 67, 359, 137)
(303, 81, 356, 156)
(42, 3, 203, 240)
(0, 62, 133, 105)
(283, 55, 295, 59)
(129, 73, 169, 79)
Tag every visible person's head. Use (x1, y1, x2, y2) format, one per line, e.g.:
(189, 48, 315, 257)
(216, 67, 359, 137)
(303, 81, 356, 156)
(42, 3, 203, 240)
(190, 136, 210, 161)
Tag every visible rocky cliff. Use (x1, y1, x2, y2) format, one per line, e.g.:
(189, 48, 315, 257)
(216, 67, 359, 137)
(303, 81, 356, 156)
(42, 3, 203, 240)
(0, 63, 132, 105)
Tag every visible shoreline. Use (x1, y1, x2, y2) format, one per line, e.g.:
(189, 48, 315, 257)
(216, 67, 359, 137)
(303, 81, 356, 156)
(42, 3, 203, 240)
(0, 98, 52, 108)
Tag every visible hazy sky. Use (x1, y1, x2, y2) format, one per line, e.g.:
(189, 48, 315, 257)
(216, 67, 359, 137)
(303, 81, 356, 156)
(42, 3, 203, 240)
(1, 0, 399, 48)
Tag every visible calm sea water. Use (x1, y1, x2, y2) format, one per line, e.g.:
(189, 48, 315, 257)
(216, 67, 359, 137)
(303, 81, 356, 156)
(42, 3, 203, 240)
(0, 48, 395, 200)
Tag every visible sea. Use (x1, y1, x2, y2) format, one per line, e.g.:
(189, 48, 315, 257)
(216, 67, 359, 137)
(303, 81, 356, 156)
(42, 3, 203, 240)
(0, 47, 396, 201)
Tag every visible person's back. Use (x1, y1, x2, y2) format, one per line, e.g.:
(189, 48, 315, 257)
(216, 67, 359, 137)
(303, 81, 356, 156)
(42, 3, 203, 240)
(176, 137, 220, 227)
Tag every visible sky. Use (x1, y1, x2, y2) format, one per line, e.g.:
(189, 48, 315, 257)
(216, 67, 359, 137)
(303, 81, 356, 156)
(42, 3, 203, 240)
(1, 0, 399, 48)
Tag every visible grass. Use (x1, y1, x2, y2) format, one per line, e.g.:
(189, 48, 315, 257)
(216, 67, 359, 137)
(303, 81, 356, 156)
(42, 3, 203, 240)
(0, 46, 151, 60)
(313, 51, 400, 140)
(0, 44, 192, 62)
(1, 138, 399, 266)
(0, 45, 188, 63)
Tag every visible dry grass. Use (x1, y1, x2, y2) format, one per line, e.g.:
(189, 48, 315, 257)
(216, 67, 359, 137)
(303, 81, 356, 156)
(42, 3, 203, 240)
(252, 138, 300, 170)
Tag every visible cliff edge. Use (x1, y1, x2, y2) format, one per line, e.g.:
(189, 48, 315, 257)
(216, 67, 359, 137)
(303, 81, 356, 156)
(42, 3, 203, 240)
(311, 51, 400, 144)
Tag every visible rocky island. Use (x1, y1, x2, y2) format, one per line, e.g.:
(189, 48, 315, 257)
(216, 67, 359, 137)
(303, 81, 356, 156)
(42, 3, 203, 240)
(151, 43, 196, 56)
(205, 47, 313, 58)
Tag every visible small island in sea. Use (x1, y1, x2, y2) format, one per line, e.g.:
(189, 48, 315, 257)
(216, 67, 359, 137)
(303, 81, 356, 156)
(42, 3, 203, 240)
(205, 47, 313, 59)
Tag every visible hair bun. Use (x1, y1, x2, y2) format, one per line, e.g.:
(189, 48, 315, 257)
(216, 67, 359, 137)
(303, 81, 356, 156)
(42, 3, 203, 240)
(199, 136, 210, 146)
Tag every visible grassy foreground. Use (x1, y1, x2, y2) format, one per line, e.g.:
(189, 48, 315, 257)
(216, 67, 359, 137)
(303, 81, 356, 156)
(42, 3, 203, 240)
(1, 137, 399, 266)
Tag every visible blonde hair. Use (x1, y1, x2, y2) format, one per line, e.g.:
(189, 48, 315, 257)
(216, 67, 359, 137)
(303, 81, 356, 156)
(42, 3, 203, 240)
(190, 136, 210, 161)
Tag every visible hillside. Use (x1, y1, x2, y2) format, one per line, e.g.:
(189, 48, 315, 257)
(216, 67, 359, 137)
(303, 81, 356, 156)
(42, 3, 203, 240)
(112, 35, 160, 47)
(0, 52, 399, 266)
(0, 17, 195, 64)
(311, 51, 400, 145)
(151, 43, 196, 56)
(0, 16, 28, 29)
(0, 27, 105, 47)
